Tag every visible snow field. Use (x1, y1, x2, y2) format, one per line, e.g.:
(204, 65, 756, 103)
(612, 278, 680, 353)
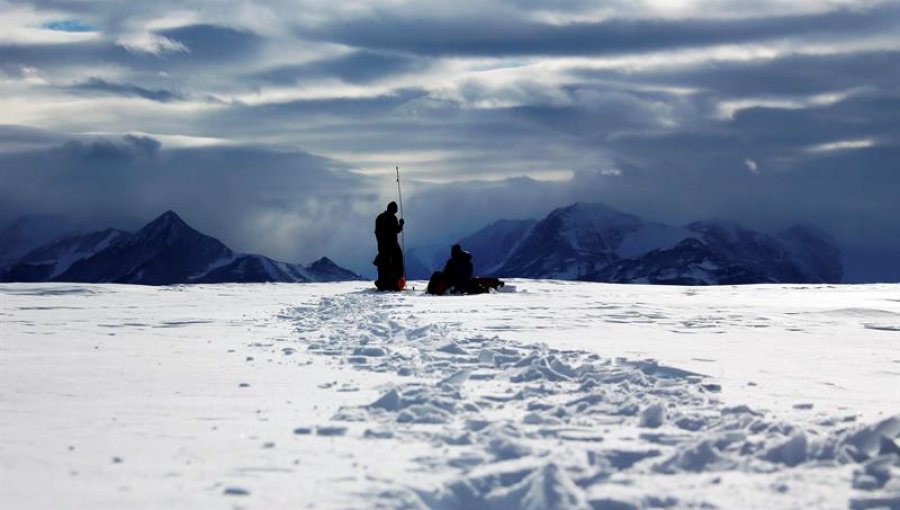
(1, 281, 898, 509)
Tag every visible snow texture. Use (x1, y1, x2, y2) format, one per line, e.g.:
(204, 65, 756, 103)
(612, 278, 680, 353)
(1, 280, 898, 509)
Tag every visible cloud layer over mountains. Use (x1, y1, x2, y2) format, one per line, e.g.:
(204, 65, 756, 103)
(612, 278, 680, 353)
(1, 0, 898, 277)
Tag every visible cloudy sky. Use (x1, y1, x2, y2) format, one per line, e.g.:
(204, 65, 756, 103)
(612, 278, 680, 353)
(1, 0, 898, 278)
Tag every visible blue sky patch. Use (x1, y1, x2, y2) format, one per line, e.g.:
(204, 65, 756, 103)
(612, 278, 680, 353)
(43, 20, 96, 32)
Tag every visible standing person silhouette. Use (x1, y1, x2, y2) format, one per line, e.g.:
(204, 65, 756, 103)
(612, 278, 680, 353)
(373, 201, 405, 291)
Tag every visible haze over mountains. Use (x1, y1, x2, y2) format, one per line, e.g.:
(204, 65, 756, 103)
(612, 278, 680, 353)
(409, 202, 843, 285)
(0, 202, 855, 286)
(0, 211, 361, 285)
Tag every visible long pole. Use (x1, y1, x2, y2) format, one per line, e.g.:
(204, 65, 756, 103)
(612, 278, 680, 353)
(396, 166, 406, 278)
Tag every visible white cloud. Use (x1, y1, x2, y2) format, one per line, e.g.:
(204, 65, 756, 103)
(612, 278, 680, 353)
(715, 90, 854, 119)
(116, 33, 187, 55)
(77, 131, 231, 148)
(600, 167, 623, 176)
(807, 139, 875, 153)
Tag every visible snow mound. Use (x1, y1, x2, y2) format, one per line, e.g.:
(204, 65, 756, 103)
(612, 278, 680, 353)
(486, 463, 589, 510)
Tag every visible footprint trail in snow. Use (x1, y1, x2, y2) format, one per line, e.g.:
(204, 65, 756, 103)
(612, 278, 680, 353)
(281, 290, 900, 510)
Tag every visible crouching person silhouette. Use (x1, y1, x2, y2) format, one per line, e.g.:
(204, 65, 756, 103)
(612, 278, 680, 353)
(427, 244, 504, 295)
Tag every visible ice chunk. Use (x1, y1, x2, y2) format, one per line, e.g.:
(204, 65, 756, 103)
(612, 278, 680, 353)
(639, 402, 666, 428)
(655, 440, 733, 473)
(369, 388, 402, 411)
(761, 432, 808, 467)
(440, 370, 471, 387)
(487, 463, 589, 510)
(437, 341, 468, 355)
(842, 415, 900, 460)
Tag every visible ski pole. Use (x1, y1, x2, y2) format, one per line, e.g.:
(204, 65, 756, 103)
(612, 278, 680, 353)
(396, 166, 406, 278)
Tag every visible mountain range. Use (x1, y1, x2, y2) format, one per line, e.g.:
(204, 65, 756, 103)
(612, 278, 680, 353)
(0, 211, 362, 285)
(408, 202, 842, 285)
(1, 203, 845, 286)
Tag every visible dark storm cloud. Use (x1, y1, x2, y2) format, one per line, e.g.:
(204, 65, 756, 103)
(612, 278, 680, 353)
(154, 24, 263, 62)
(573, 50, 900, 99)
(0, 125, 68, 146)
(0, 135, 380, 270)
(68, 78, 184, 102)
(0, 24, 262, 74)
(253, 51, 430, 86)
(298, 4, 898, 56)
(196, 89, 434, 146)
(731, 93, 900, 144)
(0, 41, 116, 71)
(56, 135, 162, 163)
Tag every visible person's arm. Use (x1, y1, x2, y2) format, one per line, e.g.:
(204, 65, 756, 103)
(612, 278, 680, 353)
(397, 217, 404, 233)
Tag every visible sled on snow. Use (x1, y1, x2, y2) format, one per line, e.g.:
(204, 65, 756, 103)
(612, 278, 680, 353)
(426, 271, 504, 295)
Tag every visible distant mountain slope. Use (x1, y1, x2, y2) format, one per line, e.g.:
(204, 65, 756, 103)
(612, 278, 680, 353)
(192, 254, 311, 284)
(457, 218, 537, 275)
(306, 257, 363, 282)
(405, 219, 538, 279)
(777, 225, 843, 283)
(582, 238, 772, 285)
(453, 202, 843, 285)
(58, 211, 233, 285)
(0, 214, 74, 266)
(404, 245, 445, 280)
(1, 211, 362, 285)
(1, 229, 130, 282)
(684, 221, 842, 284)
(496, 203, 686, 279)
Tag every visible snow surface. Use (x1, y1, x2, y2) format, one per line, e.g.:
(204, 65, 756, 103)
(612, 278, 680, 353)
(1, 281, 898, 509)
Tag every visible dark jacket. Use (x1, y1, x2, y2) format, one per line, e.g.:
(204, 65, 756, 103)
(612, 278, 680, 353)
(375, 211, 403, 254)
(443, 250, 473, 292)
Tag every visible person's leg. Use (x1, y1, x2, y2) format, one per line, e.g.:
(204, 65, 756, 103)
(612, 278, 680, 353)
(375, 252, 389, 290)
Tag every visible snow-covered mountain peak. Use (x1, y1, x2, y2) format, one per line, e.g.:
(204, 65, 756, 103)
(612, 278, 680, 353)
(493, 202, 647, 278)
(552, 202, 641, 229)
(310, 256, 335, 266)
(135, 210, 194, 242)
(306, 256, 363, 282)
(147, 210, 186, 229)
(548, 202, 643, 256)
(687, 219, 747, 241)
(125, 211, 234, 271)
